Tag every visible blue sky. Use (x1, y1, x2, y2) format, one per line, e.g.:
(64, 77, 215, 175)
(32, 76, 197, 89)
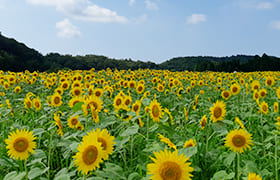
(1, 0, 280, 63)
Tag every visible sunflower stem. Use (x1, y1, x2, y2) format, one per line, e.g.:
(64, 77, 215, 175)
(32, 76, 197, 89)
(48, 131, 53, 180)
(24, 160, 28, 180)
(260, 112, 264, 156)
(275, 134, 278, 180)
(236, 153, 240, 180)
(147, 115, 149, 143)
(83, 174, 87, 180)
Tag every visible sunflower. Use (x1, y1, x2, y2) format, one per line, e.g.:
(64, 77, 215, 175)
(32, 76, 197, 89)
(259, 88, 267, 98)
(186, 86, 191, 94)
(136, 83, 145, 94)
(157, 83, 164, 92)
(200, 115, 207, 130)
(209, 100, 226, 123)
(83, 128, 115, 161)
(128, 80, 136, 89)
(224, 129, 253, 153)
(132, 100, 141, 114)
(51, 93, 63, 107)
(82, 96, 103, 115)
(123, 95, 132, 108)
(248, 172, 262, 180)
(251, 80, 260, 91)
(253, 90, 259, 101)
(177, 87, 184, 97)
(54, 87, 64, 95)
(60, 81, 70, 90)
(221, 90, 231, 100)
(70, 87, 84, 97)
(14, 86, 21, 93)
(183, 139, 196, 148)
(184, 107, 188, 121)
(259, 101, 269, 114)
(68, 96, 84, 108)
(5, 129, 37, 160)
(67, 115, 80, 129)
(230, 83, 241, 95)
(73, 137, 103, 175)
(93, 88, 103, 98)
(113, 94, 124, 111)
(54, 112, 64, 136)
(32, 96, 41, 111)
(276, 87, 280, 99)
(149, 98, 163, 123)
(240, 78, 245, 86)
(158, 133, 177, 150)
(235, 117, 244, 129)
(24, 97, 32, 109)
(147, 149, 193, 180)
(265, 77, 274, 86)
(274, 102, 279, 113)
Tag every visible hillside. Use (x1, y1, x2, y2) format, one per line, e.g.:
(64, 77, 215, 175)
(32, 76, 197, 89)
(1, 33, 280, 72)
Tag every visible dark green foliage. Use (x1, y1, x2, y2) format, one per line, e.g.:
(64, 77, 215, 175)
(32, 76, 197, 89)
(1, 33, 280, 72)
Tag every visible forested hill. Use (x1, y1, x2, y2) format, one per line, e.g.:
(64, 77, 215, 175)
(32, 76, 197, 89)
(1, 33, 280, 72)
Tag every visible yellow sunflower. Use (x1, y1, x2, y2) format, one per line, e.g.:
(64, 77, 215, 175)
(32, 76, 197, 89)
(51, 93, 63, 107)
(113, 94, 124, 111)
(200, 115, 207, 130)
(32, 96, 41, 111)
(82, 96, 103, 115)
(230, 83, 241, 95)
(24, 97, 32, 109)
(83, 128, 115, 161)
(235, 117, 245, 129)
(93, 88, 103, 98)
(248, 172, 262, 180)
(136, 83, 145, 94)
(224, 129, 253, 153)
(253, 90, 259, 101)
(54, 87, 64, 95)
(183, 139, 196, 148)
(158, 133, 177, 150)
(73, 137, 103, 175)
(184, 107, 188, 121)
(149, 98, 163, 123)
(259, 101, 269, 114)
(276, 87, 280, 99)
(14, 86, 21, 93)
(67, 115, 80, 129)
(5, 129, 37, 160)
(132, 100, 142, 114)
(209, 100, 226, 123)
(251, 80, 260, 91)
(265, 77, 274, 86)
(147, 149, 194, 180)
(259, 88, 267, 98)
(54, 111, 64, 136)
(70, 87, 84, 97)
(157, 83, 164, 92)
(274, 102, 279, 113)
(221, 90, 231, 100)
(68, 96, 84, 108)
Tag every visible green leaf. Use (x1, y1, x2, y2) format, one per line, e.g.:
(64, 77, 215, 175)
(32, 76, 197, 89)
(71, 102, 84, 112)
(54, 174, 70, 180)
(4, 171, 26, 180)
(28, 167, 45, 179)
(128, 172, 141, 180)
(32, 128, 46, 136)
(224, 152, 236, 166)
(178, 146, 197, 158)
(120, 124, 139, 137)
(211, 170, 229, 180)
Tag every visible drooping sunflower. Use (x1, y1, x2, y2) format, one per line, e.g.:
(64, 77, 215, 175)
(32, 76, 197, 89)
(67, 115, 80, 129)
(51, 93, 63, 107)
(200, 115, 207, 130)
(247, 172, 262, 180)
(5, 129, 37, 160)
(54, 111, 64, 136)
(230, 83, 241, 95)
(158, 133, 177, 150)
(147, 149, 194, 180)
(24, 97, 32, 109)
(184, 107, 188, 121)
(209, 100, 226, 123)
(149, 98, 163, 123)
(224, 129, 253, 153)
(164, 108, 173, 125)
(221, 90, 231, 100)
(83, 128, 115, 161)
(274, 102, 279, 113)
(73, 137, 103, 175)
(235, 117, 244, 129)
(183, 139, 196, 148)
(259, 101, 269, 114)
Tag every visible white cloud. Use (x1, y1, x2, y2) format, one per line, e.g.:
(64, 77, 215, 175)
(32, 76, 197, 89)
(256, 2, 273, 9)
(134, 14, 148, 24)
(56, 19, 81, 38)
(26, 0, 128, 23)
(187, 14, 206, 24)
(145, 0, 158, 10)
(129, 0, 136, 6)
(270, 21, 280, 30)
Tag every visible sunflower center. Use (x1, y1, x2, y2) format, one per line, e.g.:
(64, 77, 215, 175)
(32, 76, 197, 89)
(88, 102, 98, 111)
(223, 92, 229, 98)
(267, 79, 272, 85)
(213, 107, 222, 118)
(97, 137, 107, 150)
(201, 120, 206, 127)
(71, 118, 78, 125)
(138, 86, 143, 92)
(232, 135, 246, 147)
(54, 97, 60, 104)
(125, 99, 130, 106)
(152, 105, 160, 118)
(13, 137, 29, 152)
(74, 89, 81, 96)
(232, 87, 238, 93)
(62, 83, 68, 89)
(160, 161, 182, 180)
(253, 85, 259, 90)
(116, 99, 122, 106)
(133, 104, 139, 112)
(254, 93, 259, 99)
(262, 105, 268, 112)
(82, 145, 98, 165)
(35, 101, 40, 108)
(95, 91, 101, 97)
(260, 92, 265, 97)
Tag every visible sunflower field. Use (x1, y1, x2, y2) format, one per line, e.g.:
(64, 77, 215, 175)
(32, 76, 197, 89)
(0, 69, 280, 180)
